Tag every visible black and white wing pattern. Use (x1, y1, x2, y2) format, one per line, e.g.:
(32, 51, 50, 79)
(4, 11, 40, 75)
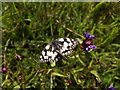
(39, 38, 78, 63)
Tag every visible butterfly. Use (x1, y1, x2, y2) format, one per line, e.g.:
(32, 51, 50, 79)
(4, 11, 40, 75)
(39, 38, 78, 63)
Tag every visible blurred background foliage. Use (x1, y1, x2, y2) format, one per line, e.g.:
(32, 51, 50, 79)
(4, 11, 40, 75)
(1, 2, 120, 89)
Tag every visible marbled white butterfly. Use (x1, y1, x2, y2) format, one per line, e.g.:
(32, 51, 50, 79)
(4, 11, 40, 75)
(39, 38, 78, 63)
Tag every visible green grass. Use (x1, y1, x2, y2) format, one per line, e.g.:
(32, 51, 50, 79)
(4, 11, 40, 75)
(1, 2, 120, 89)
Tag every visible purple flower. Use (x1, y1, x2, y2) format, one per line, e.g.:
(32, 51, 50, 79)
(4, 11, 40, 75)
(84, 32, 95, 39)
(84, 32, 90, 38)
(85, 45, 97, 51)
(67, 80, 72, 84)
(86, 47, 90, 51)
(81, 32, 96, 51)
(88, 45, 97, 49)
(2, 67, 8, 73)
(89, 35, 95, 39)
(108, 85, 116, 90)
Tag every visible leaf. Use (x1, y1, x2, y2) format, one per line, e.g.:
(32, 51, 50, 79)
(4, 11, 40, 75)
(13, 81, 20, 88)
(72, 68, 84, 74)
(76, 38, 83, 44)
(2, 79, 10, 86)
(50, 62, 56, 67)
(75, 55, 85, 66)
(91, 70, 99, 77)
(14, 85, 20, 88)
(114, 76, 120, 80)
(46, 69, 52, 74)
(0, 11, 18, 20)
(99, 27, 120, 47)
(90, 70, 101, 83)
(52, 71, 67, 77)
(88, 60, 94, 68)
(25, 72, 36, 82)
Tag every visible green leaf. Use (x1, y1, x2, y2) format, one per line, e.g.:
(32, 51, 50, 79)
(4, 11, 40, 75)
(13, 81, 19, 88)
(2, 79, 10, 86)
(91, 70, 99, 77)
(50, 62, 56, 67)
(52, 71, 67, 77)
(46, 69, 52, 74)
(72, 68, 84, 74)
(99, 27, 120, 47)
(14, 85, 20, 88)
(88, 60, 94, 68)
(76, 38, 83, 44)
(25, 72, 36, 82)
(90, 70, 101, 83)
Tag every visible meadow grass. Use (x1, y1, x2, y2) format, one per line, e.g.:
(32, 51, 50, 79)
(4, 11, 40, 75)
(1, 2, 120, 89)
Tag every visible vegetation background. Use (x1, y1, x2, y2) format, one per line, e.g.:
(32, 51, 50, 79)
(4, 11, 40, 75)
(1, 2, 120, 89)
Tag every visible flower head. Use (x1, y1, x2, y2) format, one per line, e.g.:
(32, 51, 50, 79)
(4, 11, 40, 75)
(108, 85, 116, 90)
(89, 35, 95, 39)
(2, 67, 8, 73)
(15, 55, 21, 60)
(88, 45, 97, 49)
(37, 69, 43, 73)
(67, 80, 72, 84)
(81, 32, 96, 51)
(84, 32, 91, 38)
(84, 32, 95, 40)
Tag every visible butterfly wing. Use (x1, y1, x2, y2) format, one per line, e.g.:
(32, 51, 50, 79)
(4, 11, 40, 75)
(39, 38, 78, 63)
(39, 43, 60, 62)
(57, 38, 78, 56)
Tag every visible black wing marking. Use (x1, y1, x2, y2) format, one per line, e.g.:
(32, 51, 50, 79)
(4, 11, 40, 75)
(39, 38, 78, 63)
(39, 43, 59, 62)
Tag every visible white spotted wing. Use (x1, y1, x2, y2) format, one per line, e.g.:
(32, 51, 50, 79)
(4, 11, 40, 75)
(39, 38, 78, 63)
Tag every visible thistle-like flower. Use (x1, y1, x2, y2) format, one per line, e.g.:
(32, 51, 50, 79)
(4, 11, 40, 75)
(2, 67, 8, 73)
(81, 32, 96, 51)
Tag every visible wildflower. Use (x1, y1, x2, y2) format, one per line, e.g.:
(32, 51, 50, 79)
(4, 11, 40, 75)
(89, 35, 95, 39)
(81, 32, 97, 51)
(19, 75, 25, 81)
(88, 45, 97, 49)
(37, 69, 43, 73)
(2, 67, 8, 73)
(84, 32, 95, 39)
(67, 80, 72, 84)
(108, 85, 116, 90)
(84, 33, 90, 38)
(86, 47, 90, 51)
(15, 55, 21, 60)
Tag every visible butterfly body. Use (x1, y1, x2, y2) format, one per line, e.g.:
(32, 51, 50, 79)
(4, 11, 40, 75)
(39, 38, 78, 63)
